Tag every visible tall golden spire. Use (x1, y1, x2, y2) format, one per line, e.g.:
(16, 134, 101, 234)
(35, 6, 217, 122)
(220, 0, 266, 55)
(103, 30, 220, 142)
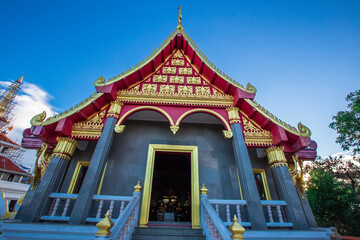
(177, 6, 183, 30)
(0, 75, 23, 119)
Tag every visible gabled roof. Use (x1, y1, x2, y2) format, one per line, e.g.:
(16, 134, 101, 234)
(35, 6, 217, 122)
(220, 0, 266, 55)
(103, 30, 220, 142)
(0, 156, 30, 176)
(25, 22, 314, 156)
(0, 133, 20, 148)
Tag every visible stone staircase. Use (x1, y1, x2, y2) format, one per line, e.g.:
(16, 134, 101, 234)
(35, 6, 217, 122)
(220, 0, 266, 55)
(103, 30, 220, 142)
(132, 226, 206, 240)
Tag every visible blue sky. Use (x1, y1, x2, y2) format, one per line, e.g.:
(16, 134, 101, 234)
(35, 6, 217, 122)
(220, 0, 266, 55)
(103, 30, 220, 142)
(0, 0, 359, 166)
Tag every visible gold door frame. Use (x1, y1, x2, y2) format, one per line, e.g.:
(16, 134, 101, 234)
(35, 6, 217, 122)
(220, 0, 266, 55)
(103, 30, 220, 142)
(139, 144, 200, 229)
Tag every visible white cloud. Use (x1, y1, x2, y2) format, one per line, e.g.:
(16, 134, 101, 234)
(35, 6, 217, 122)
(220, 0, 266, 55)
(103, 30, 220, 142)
(4, 82, 57, 169)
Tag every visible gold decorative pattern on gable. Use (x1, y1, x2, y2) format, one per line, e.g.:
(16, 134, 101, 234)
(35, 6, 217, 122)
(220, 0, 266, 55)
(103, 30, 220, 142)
(187, 77, 201, 85)
(72, 111, 105, 139)
(163, 67, 176, 74)
(242, 115, 273, 147)
(179, 67, 192, 75)
(171, 59, 184, 66)
(195, 86, 211, 95)
(245, 99, 311, 137)
(178, 85, 193, 94)
(170, 76, 184, 84)
(153, 75, 167, 83)
(142, 84, 157, 93)
(173, 50, 183, 58)
(160, 85, 175, 94)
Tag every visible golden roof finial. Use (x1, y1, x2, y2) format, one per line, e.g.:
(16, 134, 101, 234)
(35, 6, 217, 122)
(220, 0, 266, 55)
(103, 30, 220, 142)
(177, 6, 183, 30)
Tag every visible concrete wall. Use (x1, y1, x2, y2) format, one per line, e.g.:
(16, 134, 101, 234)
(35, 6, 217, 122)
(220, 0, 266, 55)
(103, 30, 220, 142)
(61, 120, 277, 201)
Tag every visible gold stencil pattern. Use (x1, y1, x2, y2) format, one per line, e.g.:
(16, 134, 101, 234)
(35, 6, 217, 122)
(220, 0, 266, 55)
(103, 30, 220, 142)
(242, 116, 273, 147)
(160, 85, 175, 94)
(170, 76, 184, 84)
(153, 75, 167, 83)
(162, 66, 176, 74)
(187, 76, 201, 85)
(173, 50, 184, 58)
(179, 67, 192, 75)
(142, 84, 157, 93)
(171, 59, 184, 66)
(178, 85, 193, 94)
(195, 86, 211, 95)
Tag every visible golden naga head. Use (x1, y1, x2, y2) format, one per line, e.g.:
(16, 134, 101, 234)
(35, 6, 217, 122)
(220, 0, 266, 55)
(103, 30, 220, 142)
(93, 75, 105, 87)
(30, 111, 46, 126)
(298, 122, 311, 137)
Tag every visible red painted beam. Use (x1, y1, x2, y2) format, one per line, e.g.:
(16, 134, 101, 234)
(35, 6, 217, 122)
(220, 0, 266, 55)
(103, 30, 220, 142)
(138, 68, 143, 81)
(184, 40, 189, 55)
(292, 136, 311, 152)
(161, 50, 165, 63)
(233, 88, 256, 107)
(271, 125, 288, 145)
(260, 118, 271, 129)
(55, 118, 73, 137)
(199, 61, 205, 74)
(211, 71, 217, 84)
(95, 83, 118, 101)
(191, 51, 195, 64)
(76, 110, 88, 121)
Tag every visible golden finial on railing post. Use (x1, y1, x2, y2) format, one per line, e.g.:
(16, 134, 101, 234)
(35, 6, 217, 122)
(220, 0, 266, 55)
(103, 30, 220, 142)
(134, 181, 142, 192)
(200, 184, 208, 195)
(96, 210, 114, 236)
(229, 215, 245, 239)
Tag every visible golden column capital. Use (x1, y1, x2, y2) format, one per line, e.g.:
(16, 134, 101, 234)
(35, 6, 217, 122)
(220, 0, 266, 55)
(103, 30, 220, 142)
(265, 146, 288, 168)
(107, 100, 124, 119)
(226, 107, 241, 125)
(53, 137, 78, 161)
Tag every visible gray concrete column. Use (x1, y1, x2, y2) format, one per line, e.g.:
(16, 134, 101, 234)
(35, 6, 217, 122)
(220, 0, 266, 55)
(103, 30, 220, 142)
(69, 101, 123, 224)
(16, 137, 78, 222)
(227, 105, 267, 230)
(266, 146, 309, 230)
(296, 185, 318, 228)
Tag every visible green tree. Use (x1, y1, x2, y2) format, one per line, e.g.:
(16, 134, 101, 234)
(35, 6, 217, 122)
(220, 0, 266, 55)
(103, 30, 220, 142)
(307, 170, 360, 236)
(329, 90, 360, 154)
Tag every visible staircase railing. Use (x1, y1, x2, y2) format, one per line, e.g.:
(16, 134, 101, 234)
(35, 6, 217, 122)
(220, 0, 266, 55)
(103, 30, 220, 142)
(261, 200, 293, 227)
(40, 193, 78, 221)
(86, 195, 133, 223)
(208, 199, 250, 227)
(108, 190, 141, 240)
(200, 186, 232, 240)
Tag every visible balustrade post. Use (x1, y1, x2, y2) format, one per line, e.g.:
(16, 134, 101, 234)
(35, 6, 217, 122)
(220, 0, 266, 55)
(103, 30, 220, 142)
(227, 107, 267, 230)
(229, 215, 245, 240)
(70, 101, 124, 224)
(133, 181, 142, 227)
(200, 184, 208, 230)
(94, 210, 114, 240)
(16, 137, 78, 222)
(266, 146, 309, 230)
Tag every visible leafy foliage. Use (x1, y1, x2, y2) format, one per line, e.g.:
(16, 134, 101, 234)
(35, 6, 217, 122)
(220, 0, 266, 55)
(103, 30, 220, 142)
(305, 155, 360, 190)
(329, 90, 360, 154)
(307, 169, 360, 236)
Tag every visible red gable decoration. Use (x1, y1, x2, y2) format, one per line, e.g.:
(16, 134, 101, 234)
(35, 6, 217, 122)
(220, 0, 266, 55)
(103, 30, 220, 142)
(22, 24, 317, 160)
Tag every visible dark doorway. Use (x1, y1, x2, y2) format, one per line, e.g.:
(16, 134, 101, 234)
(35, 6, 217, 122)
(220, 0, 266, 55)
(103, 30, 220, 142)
(149, 152, 191, 223)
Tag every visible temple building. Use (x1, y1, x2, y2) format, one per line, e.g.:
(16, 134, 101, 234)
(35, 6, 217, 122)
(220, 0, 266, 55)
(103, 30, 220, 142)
(2, 9, 333, 240)
(0, 76, 30, 220)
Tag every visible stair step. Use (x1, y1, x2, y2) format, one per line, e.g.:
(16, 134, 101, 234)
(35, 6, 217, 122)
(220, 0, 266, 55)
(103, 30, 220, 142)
(132, 234, 205, 240)
(135, 226, 203, 235)
(133, 227, 206, 240)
